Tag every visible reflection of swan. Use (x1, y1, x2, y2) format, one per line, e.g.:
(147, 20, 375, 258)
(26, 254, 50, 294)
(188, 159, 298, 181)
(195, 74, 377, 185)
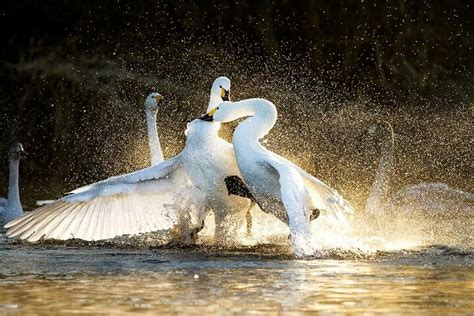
(365, 122, 474, 216)
(5, 77, 251, 243)
(144, 92, 164, 165)
(200, 99, 353, 256)
(0, 142, 27, 227)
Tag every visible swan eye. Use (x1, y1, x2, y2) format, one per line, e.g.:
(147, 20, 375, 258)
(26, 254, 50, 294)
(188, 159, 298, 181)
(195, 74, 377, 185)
(217, 107, 219, 110)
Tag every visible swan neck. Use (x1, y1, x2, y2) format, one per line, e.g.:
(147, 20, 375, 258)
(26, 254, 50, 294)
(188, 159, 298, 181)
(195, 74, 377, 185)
(185, 121, 221, 146)
(8, 159, 21, 208)
(366, 125, 395, 214)
(234, 101, 277, 146)
(207, 94, 222, 112)
(146, 109, 164, 165)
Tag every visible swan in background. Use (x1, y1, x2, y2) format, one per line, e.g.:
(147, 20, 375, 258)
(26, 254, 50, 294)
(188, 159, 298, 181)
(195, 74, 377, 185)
(145, 92, 164, 165)
(364, 122, 395, 216)
(199, 99, 354, 256)
(0, 142, 27, 227)
(5, 77, 252, 243)
(365, 122, 473, 216)
(34, 92, 165, 208)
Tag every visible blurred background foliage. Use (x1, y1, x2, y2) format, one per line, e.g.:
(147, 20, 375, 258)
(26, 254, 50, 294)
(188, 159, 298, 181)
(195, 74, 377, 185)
(0, 0, 472, 211)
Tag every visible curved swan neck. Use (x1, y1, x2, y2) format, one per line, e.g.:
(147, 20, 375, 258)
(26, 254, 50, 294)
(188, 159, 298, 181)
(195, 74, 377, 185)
(146, 109, 164, 165)
(365, 123, 395, 214)
(208, 93, 222, 112)
(233, 99, 278, 146)
(8, 158, 21, 208)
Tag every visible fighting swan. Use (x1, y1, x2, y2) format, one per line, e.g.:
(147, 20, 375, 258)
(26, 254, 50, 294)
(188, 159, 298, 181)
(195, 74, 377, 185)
(200, 98, 354, 256)
(5, 77, 251, 243)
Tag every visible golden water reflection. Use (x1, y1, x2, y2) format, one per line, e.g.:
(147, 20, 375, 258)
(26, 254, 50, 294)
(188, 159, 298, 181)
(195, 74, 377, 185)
(1, 260, 472, 314)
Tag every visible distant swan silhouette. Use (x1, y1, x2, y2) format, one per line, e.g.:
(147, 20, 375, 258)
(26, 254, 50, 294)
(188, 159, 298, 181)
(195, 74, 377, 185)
(365, 122, 473, 216)
(0, 142, 27, 227)
(144, 92, 164, 165)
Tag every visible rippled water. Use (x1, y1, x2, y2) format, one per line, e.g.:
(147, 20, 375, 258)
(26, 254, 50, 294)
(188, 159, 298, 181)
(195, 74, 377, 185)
(1, 232, 473, 315)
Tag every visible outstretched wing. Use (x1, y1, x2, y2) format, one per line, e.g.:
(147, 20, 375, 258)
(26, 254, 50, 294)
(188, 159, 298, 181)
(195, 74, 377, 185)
(4, 155, 207, 242)
(64, 154, 182, 202)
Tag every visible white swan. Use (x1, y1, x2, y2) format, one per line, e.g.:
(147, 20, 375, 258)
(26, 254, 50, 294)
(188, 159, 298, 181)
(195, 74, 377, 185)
(144, 92, 164, 165)
(0, 142, 27, 227)
(5, 77, 252, 243)
(365, 122, 473, 216)
(199, 99, 354, 256)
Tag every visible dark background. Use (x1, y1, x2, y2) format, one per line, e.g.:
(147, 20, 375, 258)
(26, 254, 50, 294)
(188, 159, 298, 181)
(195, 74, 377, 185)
(0, 0, 472, 211)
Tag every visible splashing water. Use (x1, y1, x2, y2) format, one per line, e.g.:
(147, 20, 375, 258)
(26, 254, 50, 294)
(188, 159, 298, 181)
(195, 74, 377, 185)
(97, 199, 472, 258)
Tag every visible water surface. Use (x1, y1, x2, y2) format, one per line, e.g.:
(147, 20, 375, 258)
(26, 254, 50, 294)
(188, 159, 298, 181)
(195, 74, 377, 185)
(1, 233, 472, 314)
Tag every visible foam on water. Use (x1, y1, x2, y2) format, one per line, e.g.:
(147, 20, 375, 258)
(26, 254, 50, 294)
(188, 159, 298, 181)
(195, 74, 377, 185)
(5, 200, 472, 260)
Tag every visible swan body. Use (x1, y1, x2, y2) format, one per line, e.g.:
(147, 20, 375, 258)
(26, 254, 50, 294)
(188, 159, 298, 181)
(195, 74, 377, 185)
(145, 92, 164, 165)
(201, 99, 354, 256)
(365, 122, 473, 216)
(5, 77, 251, 243)
(0, 142, 26, 227)
(179, 119, 252, 240)
(390, 183, 474, 216)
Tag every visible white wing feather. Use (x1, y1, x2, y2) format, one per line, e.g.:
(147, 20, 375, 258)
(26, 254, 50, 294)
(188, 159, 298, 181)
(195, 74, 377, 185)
(269, 153, 353, 226)
(4, 155, 207, 242)
(65, 154, 181, 202)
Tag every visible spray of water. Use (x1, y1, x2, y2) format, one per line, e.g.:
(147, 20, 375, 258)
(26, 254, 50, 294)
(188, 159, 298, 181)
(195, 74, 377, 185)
(2, 42, 472, 256)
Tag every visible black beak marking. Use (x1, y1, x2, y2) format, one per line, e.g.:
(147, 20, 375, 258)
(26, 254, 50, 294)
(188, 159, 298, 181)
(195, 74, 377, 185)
(222, 89, 230, 102)
(199, 113, 214, 121)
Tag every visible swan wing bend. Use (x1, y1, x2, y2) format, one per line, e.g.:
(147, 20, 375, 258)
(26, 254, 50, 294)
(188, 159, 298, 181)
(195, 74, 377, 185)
(65, 155, 182, 202)
(4, 154, 207, 242)
(296, 165, 353, 225)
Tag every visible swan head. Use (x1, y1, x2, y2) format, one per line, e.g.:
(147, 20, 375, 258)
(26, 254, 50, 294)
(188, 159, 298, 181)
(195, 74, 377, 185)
(367, 125, 377, 136)
(144, 92, 163, 112)
(200, 98, 274, 123)
(364, 121, 395, 140)
(9, 142, 27, 161)
(208, 76, 231, 111)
